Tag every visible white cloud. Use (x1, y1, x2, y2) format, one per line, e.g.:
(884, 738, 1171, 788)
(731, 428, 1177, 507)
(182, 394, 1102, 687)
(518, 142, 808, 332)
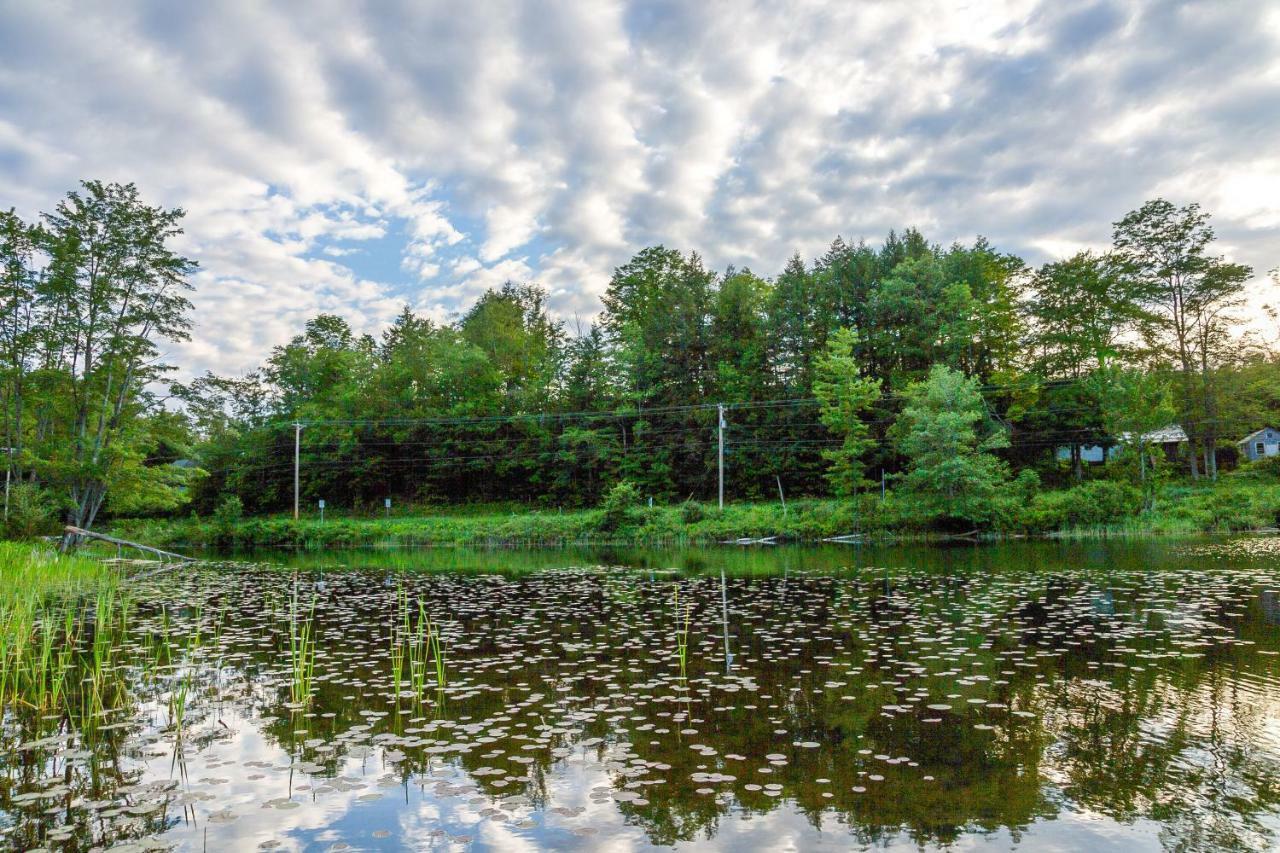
(1, 0, 1277, 375)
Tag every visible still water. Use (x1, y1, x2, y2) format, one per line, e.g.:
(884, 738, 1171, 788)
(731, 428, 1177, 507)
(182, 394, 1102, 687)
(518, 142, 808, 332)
(5, 537, 1280, 851)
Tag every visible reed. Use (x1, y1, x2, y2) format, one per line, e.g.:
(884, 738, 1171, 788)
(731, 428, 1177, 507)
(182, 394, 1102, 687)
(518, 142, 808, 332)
(673, 584, 692, 676)
(0, 544, 119, 716)
(288, 585, 317, 706)
(422, 600, 446, 690)
(390, 584, 407, 700)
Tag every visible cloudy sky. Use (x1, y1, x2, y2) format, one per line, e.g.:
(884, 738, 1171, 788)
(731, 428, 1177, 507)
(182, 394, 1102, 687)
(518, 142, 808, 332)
(1, 0, 1278, 375)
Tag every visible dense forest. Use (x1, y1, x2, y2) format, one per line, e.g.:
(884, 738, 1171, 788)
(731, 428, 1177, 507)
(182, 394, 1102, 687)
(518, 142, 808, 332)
(1, 181, 1277, 535)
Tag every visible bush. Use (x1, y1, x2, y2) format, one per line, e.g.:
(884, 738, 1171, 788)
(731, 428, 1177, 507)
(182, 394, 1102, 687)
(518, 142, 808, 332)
(597, 480, 641, 533)
(2, 482, 58, 540)
(1022, 480, 1142, 532)
(1012, 468, 1041, 503)
(680, 501, 707, 524)
(212, 494, 244, 526)
(1234, 454, 1280, 481)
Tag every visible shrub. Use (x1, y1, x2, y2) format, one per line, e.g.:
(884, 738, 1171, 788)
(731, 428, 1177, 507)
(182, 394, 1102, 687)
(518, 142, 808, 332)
(598, 480, 641, 533)
(212, 494, 244, 526)
(1234, 454, 1280, 481)
(3, 482, 58, 540)
(1022, 480, 1142, 532)
(1012, 468, 1041, 503)
(680, 501, 707, 524)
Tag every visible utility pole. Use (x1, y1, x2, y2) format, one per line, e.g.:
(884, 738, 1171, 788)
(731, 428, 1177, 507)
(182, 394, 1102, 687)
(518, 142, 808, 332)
(717, 404, 725, 510)
(293, 422, 302, 521)
(3, 447, 13, 522)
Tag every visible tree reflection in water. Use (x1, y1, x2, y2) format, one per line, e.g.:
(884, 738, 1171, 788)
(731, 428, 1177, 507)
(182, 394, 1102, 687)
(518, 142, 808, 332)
(2, 539, 1280, 851)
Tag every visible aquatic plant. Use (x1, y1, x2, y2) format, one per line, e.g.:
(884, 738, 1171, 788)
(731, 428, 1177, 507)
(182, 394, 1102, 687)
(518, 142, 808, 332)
(287, 585, 317, 706)
(395, 584, 446, 704)
(674, 584, 692, 675)
(0, 544, 120, 715)
(421, 600, 446, 690)
(169, 670, 190, 735)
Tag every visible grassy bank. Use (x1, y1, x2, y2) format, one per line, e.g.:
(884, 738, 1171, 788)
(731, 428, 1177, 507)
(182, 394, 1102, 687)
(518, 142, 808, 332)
(0, 542, 117, 601)
(0, 543, 123, 717)
(108, 478, 1280, 551)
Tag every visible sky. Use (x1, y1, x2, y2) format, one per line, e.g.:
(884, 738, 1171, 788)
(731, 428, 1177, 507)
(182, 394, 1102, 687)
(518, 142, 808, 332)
(1, 0, 1278, 377)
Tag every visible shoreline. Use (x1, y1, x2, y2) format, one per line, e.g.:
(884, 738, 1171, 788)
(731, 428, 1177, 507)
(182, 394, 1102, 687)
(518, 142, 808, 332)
(105, 488, 1280, 553)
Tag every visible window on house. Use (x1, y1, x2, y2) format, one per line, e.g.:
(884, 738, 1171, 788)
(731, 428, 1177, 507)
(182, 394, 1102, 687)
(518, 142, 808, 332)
(1258, 442, 1266, 455)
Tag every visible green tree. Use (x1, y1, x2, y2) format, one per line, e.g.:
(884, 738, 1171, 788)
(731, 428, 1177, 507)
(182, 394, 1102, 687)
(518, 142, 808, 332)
(813, 328, 881, 496)
(898, 365, 1009, 527)
(36, 182, 197, 541)
(460, 282, 564, 413)
(0, 209, 39, 492)
(1090, 365, 1175, 510)
(1020, 251, 1153, 480)
(601, 246, 716, 498)
(1113, 200, 1252, 478)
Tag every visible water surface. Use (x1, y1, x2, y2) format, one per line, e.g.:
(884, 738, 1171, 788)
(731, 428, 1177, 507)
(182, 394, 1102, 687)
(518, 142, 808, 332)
(5, 537, 1280, 851)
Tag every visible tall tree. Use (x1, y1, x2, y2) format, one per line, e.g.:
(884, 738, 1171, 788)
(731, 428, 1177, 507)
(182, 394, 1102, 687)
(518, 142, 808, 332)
(460, 282, 564, 413)
(0, 209, 39, 488)
(1113, 200, 1252, 478)
(1021, 251, 1153, 479)
(813, 328, 881, 496)
(38, 182, 196, 540)
(766, 253, 818, 395)
(601, 246, 716, 498)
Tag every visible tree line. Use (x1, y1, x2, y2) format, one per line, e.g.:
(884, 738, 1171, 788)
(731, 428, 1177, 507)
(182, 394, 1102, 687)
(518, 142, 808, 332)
(0, 181, 1274, 532)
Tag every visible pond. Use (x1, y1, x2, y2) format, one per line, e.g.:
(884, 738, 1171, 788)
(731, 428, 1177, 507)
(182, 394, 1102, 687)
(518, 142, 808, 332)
(5, 537, 1280, 851)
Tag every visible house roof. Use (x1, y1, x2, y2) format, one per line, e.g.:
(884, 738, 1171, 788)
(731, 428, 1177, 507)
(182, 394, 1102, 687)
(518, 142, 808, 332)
(1237, 427, 1279, 446)
(1118, 424, 1188, 444)
(1143, 425, 1188, 444)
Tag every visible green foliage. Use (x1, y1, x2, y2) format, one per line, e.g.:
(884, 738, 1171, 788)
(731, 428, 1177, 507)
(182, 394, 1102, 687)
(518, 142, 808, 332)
(3, 183, 1272, 530)
(1022, 481, 1143, 532)
(898, 366, 1009, 528)
(1011, 468, 1041, 503)
(680, 501, 708, 525)
(1113, 199, 1252, 478)
(0, 183, 196, 534)
(1235, 454, 1280, 481)
(3, 482, 58, 540)
(814, 328, 881, 496)
(598, 480, 642, 533)
(213, 495, 244, 526)
(110, 474, 1280, 550)
(1091, 366, 1175, 508)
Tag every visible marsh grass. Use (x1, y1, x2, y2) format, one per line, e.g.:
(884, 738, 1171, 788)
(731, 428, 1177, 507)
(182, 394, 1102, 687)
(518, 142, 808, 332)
(287, 586, 318, 707)
(393, 583, 446, 706)
(0, 544, 125, 721)
(673, 585, 692, 676)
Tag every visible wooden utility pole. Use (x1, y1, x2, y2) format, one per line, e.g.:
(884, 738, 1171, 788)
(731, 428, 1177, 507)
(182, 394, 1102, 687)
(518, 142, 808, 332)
(718, 404, 726, 510)
(293, 422, 302, 521)
(3, 447, 13, 521)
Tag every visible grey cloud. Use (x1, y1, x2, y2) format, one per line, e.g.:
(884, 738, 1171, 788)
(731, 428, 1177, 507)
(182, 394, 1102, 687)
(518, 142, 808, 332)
(0, 0, 1276, 376)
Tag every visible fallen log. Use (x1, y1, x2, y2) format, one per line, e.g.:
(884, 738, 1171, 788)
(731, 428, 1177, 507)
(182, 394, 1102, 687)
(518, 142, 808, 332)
(720, 536, 778, 545)
(62, 526, 195, 564)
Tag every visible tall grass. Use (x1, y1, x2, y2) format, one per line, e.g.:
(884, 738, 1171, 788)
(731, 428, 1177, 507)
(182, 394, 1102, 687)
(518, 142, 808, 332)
(673, 584, 692, 676)
(0, 544, 121, 719)
(393, 583, 446, 706)
(287, 586, 317, 707)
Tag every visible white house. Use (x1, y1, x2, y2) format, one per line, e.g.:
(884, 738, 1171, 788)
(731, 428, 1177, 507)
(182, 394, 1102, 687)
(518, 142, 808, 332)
(1055, 424, 1188, 465)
